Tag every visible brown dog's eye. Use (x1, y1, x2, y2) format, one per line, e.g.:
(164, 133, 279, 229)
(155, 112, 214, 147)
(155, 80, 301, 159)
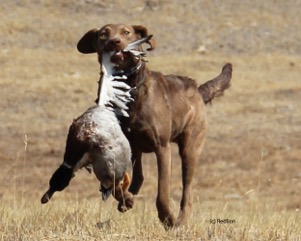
(99, 31, 107, 39)
(124, 30, 130, 35)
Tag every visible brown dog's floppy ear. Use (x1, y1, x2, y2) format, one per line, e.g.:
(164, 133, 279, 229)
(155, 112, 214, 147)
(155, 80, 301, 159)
(77, 29, 99, 54)
(132, 25, 156, 51)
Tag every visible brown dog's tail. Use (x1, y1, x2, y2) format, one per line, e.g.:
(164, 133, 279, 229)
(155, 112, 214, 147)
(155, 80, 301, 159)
(198, 63, 232, 104)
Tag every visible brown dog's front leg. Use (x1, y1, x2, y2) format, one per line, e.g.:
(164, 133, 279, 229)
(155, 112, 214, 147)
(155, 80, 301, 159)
(128, 150, 143, 195)
(113, 173, 134, 213)
(155, 144, 175, 229)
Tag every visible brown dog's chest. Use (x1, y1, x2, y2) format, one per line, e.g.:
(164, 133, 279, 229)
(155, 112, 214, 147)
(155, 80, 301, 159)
(121, 104, 167, 153)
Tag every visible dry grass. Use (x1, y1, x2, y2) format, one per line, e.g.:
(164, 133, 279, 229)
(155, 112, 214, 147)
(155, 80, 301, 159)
(1, 0, 301, 240)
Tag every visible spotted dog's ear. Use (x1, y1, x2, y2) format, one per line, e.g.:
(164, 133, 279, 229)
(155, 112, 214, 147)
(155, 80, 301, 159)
(132, 25, 156, 51)
(77, 28, 99, 54)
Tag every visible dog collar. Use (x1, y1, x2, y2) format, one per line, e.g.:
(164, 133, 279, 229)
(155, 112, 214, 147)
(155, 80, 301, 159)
(62, 162, 73, 169)
(129, 72, 146, 96)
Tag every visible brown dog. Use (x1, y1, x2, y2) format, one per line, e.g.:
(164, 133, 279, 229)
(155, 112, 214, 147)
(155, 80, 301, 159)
(77, 24, 232, 228)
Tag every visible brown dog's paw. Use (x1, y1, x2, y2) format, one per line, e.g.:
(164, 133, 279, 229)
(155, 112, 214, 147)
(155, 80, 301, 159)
(117, 195, 134, 213)
(125, 195, 134, 209)
(118, 203, 128, 213)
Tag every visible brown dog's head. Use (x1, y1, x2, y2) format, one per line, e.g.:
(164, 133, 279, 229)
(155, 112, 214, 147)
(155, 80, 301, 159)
(77, 24, 155, 68)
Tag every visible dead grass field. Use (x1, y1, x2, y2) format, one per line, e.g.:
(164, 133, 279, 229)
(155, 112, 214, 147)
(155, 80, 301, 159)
(1, 0, 301, 240)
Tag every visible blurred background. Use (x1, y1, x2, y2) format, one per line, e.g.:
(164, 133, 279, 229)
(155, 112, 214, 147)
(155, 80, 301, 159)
(0, 0, 300, 239)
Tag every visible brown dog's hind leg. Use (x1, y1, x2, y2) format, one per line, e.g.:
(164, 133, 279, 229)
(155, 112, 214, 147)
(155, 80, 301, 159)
(176, 127, 207, 226)
(155, 143, 176, 229)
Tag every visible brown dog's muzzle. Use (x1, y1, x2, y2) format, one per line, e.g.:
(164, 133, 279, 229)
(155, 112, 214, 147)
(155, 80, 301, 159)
(101, 37, 130, 64)
(108, 38, 122, 48)
(103, 38, 123, 52)
(105, 44, 135, 65)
